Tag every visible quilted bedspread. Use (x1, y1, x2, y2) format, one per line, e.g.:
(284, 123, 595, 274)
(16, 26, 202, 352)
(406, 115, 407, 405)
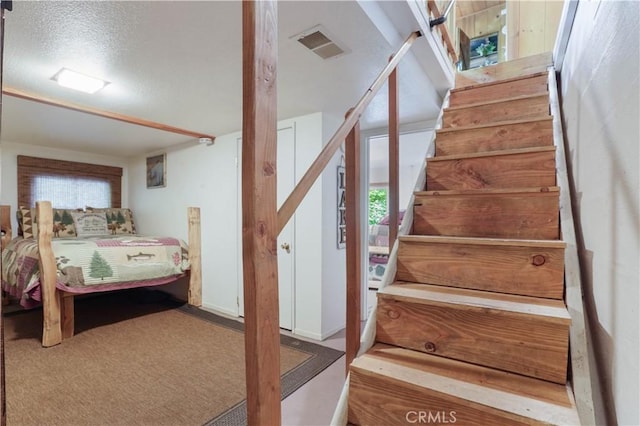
(1, 235, 189, 307)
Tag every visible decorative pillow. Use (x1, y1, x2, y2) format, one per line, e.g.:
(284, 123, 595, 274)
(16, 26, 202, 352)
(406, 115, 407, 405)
(71, 212, 109, 237)
(86, 207, 136, 235)
(20, 206, 80, 239)
(19, 206, 35, 239)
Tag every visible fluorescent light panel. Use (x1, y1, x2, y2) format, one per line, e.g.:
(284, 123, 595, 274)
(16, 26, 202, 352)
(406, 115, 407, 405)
(51, 68, 109, 94)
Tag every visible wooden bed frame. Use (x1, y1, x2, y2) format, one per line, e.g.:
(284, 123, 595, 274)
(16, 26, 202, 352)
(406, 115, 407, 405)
(0, 201, 202, 347)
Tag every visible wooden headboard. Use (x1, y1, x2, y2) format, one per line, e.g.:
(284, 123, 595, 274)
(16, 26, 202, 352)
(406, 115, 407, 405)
(1, 205, 12, 250)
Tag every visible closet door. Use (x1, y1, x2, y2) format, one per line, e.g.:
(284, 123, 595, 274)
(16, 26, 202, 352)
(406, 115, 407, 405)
(276, 126, 295, 331)
(237, 126, 295, 331)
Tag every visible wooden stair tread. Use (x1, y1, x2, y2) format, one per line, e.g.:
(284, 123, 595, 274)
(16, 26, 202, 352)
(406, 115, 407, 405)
(450, 71, 548, 94)
(444, 92, 549, 112)
(398, 234, 566, 249)
(379, 282, 570, 322)
(455, 52, 552, 88)
(436, 116, 552, 134)
(415, 186, 559, 197)
(351, 344, 579, 424)
(428, 146, 556, 162)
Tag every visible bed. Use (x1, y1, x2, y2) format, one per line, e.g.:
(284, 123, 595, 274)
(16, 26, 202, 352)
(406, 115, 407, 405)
(0, 201, 202, 347)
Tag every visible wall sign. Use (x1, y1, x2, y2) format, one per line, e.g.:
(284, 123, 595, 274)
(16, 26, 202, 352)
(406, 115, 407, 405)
(337, 164, 346, 249)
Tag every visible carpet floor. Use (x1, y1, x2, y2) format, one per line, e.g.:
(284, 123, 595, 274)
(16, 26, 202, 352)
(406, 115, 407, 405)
(3, 289, 343, 426)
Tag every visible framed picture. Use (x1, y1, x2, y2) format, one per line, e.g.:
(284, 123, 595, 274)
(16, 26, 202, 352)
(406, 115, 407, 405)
(469, 33, 498, 59)
(468, 33, 499, 69)
(146, 153, 166, 188)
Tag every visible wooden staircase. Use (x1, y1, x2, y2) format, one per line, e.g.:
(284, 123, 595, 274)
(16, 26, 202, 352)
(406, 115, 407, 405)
(347, 70, 582, 424)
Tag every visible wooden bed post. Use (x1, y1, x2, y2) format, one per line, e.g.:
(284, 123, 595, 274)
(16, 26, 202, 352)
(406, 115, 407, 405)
(0, 205, 11, 250)
(36, 201, 63, 347)
(242, 1, 281, 424)
(187, 207, 202, 307)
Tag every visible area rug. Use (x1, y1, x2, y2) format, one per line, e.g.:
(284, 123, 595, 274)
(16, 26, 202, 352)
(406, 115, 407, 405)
(3, 289, 343, 426)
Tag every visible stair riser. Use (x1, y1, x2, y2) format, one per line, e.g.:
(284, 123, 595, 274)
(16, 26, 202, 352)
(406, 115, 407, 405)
(376, 297, 569, 383)
(426, 150, 556, 191)
(349, 367, 531, 426)
(413, 192, 559, 240)
(436, 119, 553, 156)
(449, 74, 548, 107)
(443, 95, 549, 128)
(396, 241, 565, 299)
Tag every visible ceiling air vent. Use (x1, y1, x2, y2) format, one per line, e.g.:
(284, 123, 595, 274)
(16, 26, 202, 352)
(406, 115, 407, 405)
(293, 25, 348, 60)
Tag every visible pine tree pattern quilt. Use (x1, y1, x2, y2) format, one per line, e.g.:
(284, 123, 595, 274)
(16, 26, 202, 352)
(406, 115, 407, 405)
(2, 235, 189, 308)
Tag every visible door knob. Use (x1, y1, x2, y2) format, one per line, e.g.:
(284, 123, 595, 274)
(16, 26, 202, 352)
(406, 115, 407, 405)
(280, 242, 290, 253)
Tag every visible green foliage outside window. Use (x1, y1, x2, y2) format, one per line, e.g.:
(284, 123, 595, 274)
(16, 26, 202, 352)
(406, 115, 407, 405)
(369, 189, 388, 225)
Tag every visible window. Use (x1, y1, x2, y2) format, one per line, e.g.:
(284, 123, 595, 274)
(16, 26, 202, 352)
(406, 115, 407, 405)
(18, 156, 122, 209)
(368, 188, 388, 225)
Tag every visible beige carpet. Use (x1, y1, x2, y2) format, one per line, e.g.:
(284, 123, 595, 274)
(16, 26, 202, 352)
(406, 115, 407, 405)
(3, 289, 342, 426)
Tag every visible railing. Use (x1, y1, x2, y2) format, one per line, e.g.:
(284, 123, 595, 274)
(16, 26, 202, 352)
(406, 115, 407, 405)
(242, 1, 458, 423)
(429, 0, 454, 28)
(242, 2, 427, 422)
(427, 0, 458, 64)
(277, 31, 421, 374)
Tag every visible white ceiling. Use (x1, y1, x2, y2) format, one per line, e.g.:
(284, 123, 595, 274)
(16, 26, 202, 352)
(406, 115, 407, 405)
(1, 1, 443, 157)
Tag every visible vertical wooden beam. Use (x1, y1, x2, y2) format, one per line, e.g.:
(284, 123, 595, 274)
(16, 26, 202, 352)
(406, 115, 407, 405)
(0, 6, 7, 423)
(242, 2, 281, 425)
(388, 62, 399, 249)
(187, 207, 202, 307)
(345, 115, 362, 375)
(36, 201, 62, 347)
(507, 0, 520, 60)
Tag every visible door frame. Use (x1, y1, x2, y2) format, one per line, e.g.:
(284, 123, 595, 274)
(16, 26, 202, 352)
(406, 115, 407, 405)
(236, 124, 297, 331)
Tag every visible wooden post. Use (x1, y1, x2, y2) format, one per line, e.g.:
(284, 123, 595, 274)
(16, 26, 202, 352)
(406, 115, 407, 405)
(242, 1, 281, 425)
(187, 207, 202, 307)
(345, 113, 362, 375)
(0, 6, 7, 423)
(388, 62, 399, 249)
(36, 201, 63, 347)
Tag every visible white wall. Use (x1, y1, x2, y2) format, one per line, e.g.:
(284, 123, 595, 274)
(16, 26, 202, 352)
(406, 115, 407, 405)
(560, 1, 639, 425)
(128, 132, 240, 316)
(321, 113, 348, 339)
(368, 129, 434, 210)
(0, 141, 129, 231)
(128, 112, 345, 340)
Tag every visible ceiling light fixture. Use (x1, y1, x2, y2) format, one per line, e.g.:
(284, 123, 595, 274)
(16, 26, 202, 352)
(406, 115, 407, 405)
(51, 68, 109, 94)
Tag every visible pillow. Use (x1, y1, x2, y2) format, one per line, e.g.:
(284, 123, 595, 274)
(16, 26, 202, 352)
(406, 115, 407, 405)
(86, 207, 136, 235)
(20, 206, 81, 239)
(19, 206, 35, 239)
(71, 212, 109, 237)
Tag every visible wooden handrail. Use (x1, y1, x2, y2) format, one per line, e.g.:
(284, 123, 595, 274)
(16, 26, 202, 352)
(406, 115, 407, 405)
(427, 0, 458, 63)
(277, 31, 421, 233)
(2, 86, 217, 141)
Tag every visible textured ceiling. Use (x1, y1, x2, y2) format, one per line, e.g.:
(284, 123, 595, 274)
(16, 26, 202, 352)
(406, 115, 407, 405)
(1, 1, 442, 157)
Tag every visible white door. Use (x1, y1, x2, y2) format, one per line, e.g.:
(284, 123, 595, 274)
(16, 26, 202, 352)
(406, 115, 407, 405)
(237, 126, 295, 330)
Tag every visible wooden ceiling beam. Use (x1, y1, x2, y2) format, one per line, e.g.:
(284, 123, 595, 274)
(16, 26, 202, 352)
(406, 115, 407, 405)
(2, 86, 216, 141)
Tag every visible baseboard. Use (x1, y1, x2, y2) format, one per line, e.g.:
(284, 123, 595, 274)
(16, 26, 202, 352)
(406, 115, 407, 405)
(201, 302, 239, 319)
(293, 324, 345, 341)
